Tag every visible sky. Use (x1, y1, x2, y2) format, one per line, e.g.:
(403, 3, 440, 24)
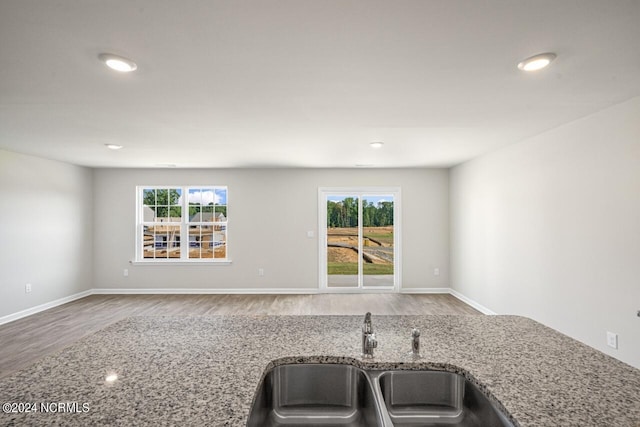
(187, 188, 227, 205)
(144, 187, 227, 207)
(147, 188, 228, 206)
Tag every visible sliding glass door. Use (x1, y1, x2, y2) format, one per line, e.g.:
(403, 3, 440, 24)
(326, 194, 360, 288)
(320, 188, 400, 291)
(362, 195, 395, 288)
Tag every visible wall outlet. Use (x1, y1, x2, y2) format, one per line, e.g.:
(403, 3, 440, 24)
(307, 231, 315, 238)
(25, 283, 32, 293)
(434, 268, 440, 276)
(258, 268, 264, 276)
(123, 269, 129, 277)
(606, 331, 618, 349)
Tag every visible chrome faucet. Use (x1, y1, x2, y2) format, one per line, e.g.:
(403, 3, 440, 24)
(362, 312, 377, 358)
(411, 328, 420, 357)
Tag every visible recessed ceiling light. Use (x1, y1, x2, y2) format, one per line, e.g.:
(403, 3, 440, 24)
(155, 163, 177, 168)
(105, 144, 123, 150)
(370, 141, 384, 149)
(98, 53, 137, 72)
(517, 53, 557, 71)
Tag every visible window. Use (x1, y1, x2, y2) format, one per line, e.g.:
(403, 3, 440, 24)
(137, 186, 228, 262)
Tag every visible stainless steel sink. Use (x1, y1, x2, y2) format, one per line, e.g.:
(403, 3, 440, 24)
(247, 364, 385, 427)
(248, 364, 514, 427)
(372, 370, 514, 427)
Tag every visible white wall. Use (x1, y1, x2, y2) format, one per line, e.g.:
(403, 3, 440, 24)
(450, 97, 640, 368)
(93, 168, 449, 291)
(0, 149, 94, 318)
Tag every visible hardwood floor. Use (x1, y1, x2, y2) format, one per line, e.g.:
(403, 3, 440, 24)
(0, 293, 480, 378)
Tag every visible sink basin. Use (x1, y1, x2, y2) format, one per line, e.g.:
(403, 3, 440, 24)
(373, 370, 514, 427)
(248, 364, 514, 427)
(247, 364, 384, 427)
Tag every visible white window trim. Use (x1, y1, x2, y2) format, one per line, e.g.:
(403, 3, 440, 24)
(318, 187, 401, 292)
(134, 185, 231, 264)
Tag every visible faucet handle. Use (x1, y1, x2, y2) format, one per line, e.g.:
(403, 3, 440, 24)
(411, 328, 420, 356)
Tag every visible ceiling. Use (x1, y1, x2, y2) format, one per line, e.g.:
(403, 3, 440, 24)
(1, 0, 639, 168)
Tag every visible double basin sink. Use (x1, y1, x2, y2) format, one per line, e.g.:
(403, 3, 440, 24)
(248, 363, 514, 427)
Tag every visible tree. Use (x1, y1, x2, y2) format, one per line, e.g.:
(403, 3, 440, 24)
(327, 198, 393, 228)
(143, 188, 182, 219)
(376, 201, 394, 226)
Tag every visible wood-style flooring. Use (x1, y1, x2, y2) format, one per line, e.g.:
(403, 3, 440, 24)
(0, 293, 480, 378)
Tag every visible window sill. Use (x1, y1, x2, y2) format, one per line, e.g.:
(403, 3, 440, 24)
(130, 260, 233, 266)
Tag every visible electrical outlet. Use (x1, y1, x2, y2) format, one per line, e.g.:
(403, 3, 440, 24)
(434, 268, 440, 276)
(606, 331, 618, 349)
(25, 283, 32, 293)
(123, 269, 129, 277)
(307, 231, 315, 238)
(258, 268, 264, 276)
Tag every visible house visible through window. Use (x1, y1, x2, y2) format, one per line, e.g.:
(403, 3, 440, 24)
(137, 186, 228, 262)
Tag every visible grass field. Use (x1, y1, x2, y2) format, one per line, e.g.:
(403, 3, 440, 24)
(328, 262, 394, 275)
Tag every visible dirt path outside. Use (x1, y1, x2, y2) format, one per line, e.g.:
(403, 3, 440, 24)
(326, 226, 394, 264)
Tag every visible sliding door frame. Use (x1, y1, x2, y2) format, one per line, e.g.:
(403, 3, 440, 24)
(318, 187, 402, 293)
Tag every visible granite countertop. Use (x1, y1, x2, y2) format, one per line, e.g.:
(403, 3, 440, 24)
(1, 315, 639, 426)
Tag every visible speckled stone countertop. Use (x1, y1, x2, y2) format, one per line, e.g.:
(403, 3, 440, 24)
(1, 315, 639, 426)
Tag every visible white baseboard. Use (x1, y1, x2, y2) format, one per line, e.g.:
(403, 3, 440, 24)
(449, 289, 497, 315)
(319, 288, 397, 294)
(0, 289, 93, 326)
(400, 287, 451, 294)
(0, 287, 496, 325)
(92, 288, 319, 295)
